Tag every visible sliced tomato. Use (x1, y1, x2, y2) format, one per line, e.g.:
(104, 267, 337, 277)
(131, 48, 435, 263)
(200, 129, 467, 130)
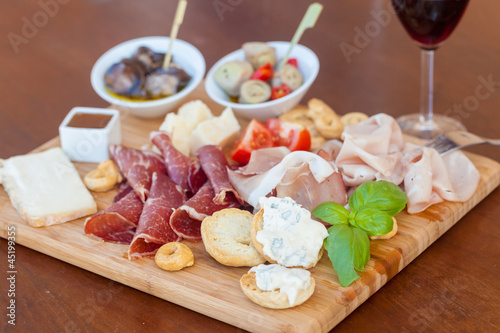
(266, 119, 311, 152)
(230, 119, 275, 165)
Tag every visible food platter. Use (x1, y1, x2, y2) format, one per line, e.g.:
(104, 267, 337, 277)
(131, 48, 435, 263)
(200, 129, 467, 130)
(1, 84, 499, 332)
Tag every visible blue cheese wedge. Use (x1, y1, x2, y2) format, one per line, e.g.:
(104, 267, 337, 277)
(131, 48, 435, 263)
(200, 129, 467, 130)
(257, 196, 328, 268)
(0, 147, 97, 227)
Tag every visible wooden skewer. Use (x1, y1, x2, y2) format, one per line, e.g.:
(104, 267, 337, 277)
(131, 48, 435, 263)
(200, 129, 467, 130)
(162, 0, 188, 70)
(277, 2, 323, 70)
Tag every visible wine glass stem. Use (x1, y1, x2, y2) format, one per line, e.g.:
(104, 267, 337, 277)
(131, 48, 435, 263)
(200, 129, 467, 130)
(420, 49, 434, 125)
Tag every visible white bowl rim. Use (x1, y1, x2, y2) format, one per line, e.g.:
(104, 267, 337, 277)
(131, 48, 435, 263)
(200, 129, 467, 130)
(91, 36, 206, 108)
(205, 41, 319, 110)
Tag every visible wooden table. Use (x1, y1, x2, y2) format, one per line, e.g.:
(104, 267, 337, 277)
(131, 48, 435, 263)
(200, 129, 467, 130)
(1, 0, 499, 332)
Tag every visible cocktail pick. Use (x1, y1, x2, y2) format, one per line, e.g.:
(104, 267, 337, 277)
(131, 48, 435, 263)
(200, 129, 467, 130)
(276, 2, 323, 70)
(162, 0, 188, 69)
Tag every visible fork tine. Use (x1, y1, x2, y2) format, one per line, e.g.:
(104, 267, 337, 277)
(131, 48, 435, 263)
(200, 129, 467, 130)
(425, 135, 457, 154)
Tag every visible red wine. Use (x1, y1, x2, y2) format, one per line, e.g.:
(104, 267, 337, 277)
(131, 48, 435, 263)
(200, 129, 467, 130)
(392, 0, 469, 49)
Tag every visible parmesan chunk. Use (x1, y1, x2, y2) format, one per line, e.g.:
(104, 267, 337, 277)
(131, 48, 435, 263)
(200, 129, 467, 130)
(159, 100, 214, 156)
(190, 107, 240, 154)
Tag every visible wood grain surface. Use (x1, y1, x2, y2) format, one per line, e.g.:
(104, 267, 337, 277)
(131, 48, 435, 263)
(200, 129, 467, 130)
(1, 84, 499, 332)
(1, 1, 499, 332)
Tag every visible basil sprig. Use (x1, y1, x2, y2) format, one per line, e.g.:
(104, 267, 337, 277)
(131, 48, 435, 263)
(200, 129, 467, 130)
(312, 180, 407, 287)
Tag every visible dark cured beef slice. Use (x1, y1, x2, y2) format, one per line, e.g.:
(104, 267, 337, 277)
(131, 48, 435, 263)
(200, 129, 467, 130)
(109, 145, 167, 202)
(170, 181, 240, 241)
(128, 172, 186, 259)
(169, 210, 202, 242)
(113, 185, 133, 203)
(150, 131, 206, 195)
(84, 191, 143, 244)
(197, 145, 244, 205)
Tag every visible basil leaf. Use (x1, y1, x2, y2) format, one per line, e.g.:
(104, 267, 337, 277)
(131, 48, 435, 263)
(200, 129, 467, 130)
(312, 202, 349, 226)
(324, 225, 370, 287)
(351, 209, 393, 236)
(349, 180, 407, 216)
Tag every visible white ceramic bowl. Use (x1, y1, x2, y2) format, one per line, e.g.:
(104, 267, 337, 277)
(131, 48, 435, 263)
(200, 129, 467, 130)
(205, 41, 319, 121)
(59, 107, 121, 163)
(91, 36, 205, 119)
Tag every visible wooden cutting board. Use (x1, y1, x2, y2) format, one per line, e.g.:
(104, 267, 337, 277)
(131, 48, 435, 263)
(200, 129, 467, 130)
(1, 84, 499, 332)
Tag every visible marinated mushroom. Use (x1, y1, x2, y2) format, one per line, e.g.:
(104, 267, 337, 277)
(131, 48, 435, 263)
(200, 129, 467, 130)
(132, 46, 165, 72)
(104, 58, 146, 96)
(144, 67, 191, 99)
(103, 46, 192, 101)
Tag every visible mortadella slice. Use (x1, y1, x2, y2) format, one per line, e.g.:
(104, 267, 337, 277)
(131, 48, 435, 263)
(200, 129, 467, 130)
(128, 172, 186, 260)
(150, 131, 206, 196)
(197, 145, 244, 205)
(170, 181, 240, 241)
(84, 190, 143, 244)
(109, 145, 167, 202)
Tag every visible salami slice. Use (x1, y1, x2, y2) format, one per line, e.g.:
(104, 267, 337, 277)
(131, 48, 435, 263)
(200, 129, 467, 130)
(84, 191, 143, 244)
(150, 131, 206, 195)
(170, 181, 240, 241)
(128, 172, 186, 259)
(197, 145, 244, 205)
(109, 145, 167, 202)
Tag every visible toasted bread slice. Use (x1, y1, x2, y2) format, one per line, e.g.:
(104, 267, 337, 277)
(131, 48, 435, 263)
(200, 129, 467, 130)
(201, 208, 266, 267)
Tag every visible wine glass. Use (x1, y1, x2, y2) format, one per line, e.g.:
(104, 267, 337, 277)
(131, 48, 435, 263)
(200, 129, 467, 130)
(391, 0, 470, 139)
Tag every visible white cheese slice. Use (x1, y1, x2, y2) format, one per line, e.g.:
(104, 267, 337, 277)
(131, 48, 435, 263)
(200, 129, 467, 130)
(190, 107, 240, 154)
(0, 147, 97, 227)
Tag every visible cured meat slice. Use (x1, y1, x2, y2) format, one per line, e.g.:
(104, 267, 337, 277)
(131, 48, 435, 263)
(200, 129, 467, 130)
(109, 145, 167, 202)
(150, 131, 206, 195)
(113, 185, 133, 203)
(403, 144, 479, 214)
(197, 145, 244, 205)
(84, 191, 143, 244)
(335, 114, 405, 186)
(170, 181, 240, 241)
(128, 172, 186, 259)
(228, 148, 347, 212)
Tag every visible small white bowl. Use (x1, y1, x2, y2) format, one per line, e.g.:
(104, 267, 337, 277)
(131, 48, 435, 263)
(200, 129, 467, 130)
(59, 107, 121, 163)
(91, 36, 205, 119)
(205, 41, 319, 121)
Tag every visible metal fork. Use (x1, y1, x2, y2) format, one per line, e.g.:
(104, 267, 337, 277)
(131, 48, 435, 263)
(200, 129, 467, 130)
(425, 131, 500, 155)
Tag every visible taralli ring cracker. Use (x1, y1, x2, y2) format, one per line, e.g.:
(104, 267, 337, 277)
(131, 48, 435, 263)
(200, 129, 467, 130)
(340, 112, 369, 126)
(84, 160, 123, 192)
(155, 242, 194, 271)
(307, 98, 344, 140)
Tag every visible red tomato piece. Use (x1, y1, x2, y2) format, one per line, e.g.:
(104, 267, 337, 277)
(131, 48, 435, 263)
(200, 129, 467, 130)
(287, 58, 299, 68)
(250, 63, 274, 81)
(271, 84, 291, 100)
(266, 119, 311, 152)
(230, 119, 275, 165)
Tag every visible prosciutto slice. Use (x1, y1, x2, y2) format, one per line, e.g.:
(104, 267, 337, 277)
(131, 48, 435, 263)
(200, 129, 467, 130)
(228, 147, 347, 212)
(197, 145, 244, 204)
(84, 190, 143, 244)
(335, 114, 406, 187)
(170, 181, 240, 241)
(403, 144, 480, 214)
(128, 172, 186, 260)
(150, 131, 206, 195)
(109, 145, 167, 202)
